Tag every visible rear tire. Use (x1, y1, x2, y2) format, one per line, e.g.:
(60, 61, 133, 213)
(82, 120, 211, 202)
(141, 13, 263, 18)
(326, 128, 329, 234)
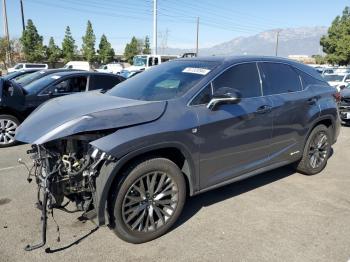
(110, 158, 186, 243)
(295, 124, 332, 175)
(0, 114, 19, 148)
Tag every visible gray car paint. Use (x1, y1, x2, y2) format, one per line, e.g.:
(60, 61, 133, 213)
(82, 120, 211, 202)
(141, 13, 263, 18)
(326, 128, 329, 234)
(15, 56, 341, 226)
(15, 91, 166, 144)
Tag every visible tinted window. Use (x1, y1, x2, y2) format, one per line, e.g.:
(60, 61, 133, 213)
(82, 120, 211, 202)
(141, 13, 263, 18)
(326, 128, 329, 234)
(42, 76, 87, 95)
(191, 84, 213, 105)
(26, 64, 46, 68)
(212, 63, 261, 98)
(89, 75, 123, 91)
(297, 69, 327, 89)
(259, 62, 302, 95)
(108, 61, 218, 101)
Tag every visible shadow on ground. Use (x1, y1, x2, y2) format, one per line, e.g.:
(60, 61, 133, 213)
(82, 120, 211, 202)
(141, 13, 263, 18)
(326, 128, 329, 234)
(173, 165, 298, 231)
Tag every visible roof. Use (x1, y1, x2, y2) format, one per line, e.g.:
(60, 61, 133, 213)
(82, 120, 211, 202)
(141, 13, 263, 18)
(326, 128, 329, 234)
(177, 55, 323, 81)
(46, 71, 119, 77)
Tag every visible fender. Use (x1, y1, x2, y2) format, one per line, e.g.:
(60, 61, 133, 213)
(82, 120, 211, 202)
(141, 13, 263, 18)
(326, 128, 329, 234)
(94, 141, 198, 226)
(304, 114, 339, 146)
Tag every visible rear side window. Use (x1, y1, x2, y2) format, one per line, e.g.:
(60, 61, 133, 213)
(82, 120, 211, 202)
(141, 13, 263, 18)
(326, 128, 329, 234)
(296, 69, 327, 89)
(259, 62, 302, 95)
(212, 63, 262, 98)
(26, 64, 46, 68)
(89, 75, 123, 91)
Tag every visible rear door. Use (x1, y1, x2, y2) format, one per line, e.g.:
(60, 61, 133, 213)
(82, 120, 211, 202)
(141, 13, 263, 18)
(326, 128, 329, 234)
(192, 62, 274, 189)
(258, 62, 317, 163)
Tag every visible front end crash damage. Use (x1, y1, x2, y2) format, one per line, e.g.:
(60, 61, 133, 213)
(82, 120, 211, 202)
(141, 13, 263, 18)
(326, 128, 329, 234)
(15, 92, 167, 251)
(24, 134, 114, 251)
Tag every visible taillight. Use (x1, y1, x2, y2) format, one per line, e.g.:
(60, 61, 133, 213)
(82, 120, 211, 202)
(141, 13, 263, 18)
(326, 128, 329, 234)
(333, 92, 341, 102)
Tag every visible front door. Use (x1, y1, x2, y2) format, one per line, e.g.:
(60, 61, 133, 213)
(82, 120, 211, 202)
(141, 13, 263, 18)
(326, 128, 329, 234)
(192, 62, 274, 189)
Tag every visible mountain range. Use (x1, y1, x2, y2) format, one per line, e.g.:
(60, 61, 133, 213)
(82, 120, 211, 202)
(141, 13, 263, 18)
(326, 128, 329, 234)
(160, 26, 328, 57)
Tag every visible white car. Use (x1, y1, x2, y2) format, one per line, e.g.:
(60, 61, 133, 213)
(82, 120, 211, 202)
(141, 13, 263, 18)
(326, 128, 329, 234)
(323, 73, 350, 91)
(63, 61, 90, 71)
(7, 63, 48, 73)
(96, 63, 123, 74)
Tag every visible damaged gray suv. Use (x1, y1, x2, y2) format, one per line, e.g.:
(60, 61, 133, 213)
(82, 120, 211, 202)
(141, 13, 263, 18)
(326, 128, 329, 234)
(16, 56, 340, 250)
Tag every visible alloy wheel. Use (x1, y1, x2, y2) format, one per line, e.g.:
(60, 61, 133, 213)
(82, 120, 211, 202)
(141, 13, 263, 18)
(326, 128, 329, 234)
(308, 131, 328, 169)
(0, 118, 17, 145)
(122, 171, 179, 232)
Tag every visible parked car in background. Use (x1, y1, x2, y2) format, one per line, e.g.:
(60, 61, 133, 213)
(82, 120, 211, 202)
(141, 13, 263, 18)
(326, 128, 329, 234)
(122, 54, 179, 76)
(119, 69, 144, 79)
(7, 63, 48, 73)
(63, 61, 90, 71)
(339, 83, 350, 124)
(15, 69, 80, 87)
(323, 73, 350, 91)
(16, 56, 340, 249)
(96, 63, 123, 74)
(0, 71, 125, 147)
(1, 69, 40, 82)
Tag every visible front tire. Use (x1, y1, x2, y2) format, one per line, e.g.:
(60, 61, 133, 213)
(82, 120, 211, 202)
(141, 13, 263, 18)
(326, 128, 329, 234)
(110, 158, 186, 243)
(295, 124, 332, 175)
(0, 114, 19, 148)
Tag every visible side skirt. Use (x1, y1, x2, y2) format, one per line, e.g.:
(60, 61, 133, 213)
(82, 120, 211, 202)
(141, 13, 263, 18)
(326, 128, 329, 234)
(193, 160, 294, 196)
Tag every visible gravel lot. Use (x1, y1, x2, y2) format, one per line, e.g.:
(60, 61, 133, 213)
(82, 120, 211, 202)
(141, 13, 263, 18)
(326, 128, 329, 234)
(0, 127, 350, 262)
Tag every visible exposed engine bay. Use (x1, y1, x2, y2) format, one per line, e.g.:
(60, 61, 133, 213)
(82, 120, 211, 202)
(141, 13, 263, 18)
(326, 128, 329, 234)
(23, 133, 112, 251)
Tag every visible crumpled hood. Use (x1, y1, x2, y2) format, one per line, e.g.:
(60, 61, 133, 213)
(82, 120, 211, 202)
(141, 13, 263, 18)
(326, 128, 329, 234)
(15, 91, 166, 144)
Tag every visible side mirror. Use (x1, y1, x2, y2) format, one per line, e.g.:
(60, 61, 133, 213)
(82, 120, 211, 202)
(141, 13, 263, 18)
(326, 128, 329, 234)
(207, 87, 242, 111)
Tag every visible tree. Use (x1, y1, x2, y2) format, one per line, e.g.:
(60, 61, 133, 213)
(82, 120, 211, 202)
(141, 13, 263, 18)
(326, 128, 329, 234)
(62, 26, 76, 63)
(82, 20, 96, 62)
(97, 34, 115, 64)
(143, 35, 151, 54)
(124, 36, 139, 64)
(0, 37, 10, 69)
(46, 37, 61, 66)
(320, 6, 350, 65)
(20, 19, 44, 62)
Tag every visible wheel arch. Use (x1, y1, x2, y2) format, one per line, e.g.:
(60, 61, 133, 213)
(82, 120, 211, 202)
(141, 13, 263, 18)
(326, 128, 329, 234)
(94, 142, 197, 226)
(0, 107, 23, 122)
(306, 115, 336, 144)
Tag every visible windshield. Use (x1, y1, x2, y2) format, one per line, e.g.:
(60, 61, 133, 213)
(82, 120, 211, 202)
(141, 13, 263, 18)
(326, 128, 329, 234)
(108, 60, 218, 101)
(133, 56, 147, 67)
(15, 71, 46, 86)
(324, 75, 344, 82)
(14, 64, 23, 69)
(23, 74, 60, 94)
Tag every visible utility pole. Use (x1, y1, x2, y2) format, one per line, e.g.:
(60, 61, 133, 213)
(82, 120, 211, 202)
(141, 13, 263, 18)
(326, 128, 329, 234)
(20, 0, 25, 32)
(152, 0, 157, 55)
(2, 0, 11, 66)
(196, 17, 199, 56)
(275, 30, 281, 56)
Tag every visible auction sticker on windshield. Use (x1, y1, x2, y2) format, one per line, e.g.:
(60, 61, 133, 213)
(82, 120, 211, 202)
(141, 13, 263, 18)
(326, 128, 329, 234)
(182, 67, 211, 75)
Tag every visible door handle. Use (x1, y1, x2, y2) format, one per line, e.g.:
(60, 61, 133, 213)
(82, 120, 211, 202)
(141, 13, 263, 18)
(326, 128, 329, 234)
(255, 105, 272, 114)
(307, 97, 318, 105)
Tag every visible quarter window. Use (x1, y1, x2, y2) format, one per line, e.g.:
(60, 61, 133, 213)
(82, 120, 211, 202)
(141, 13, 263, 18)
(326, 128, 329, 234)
(212, 63, 262, 98)
(296, 69, 327, 89)
(259, 62, 302, 95)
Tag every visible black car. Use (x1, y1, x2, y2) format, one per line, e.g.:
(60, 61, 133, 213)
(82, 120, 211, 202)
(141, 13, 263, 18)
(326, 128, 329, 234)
(15, 68, 81, 87)
(2, 69, 40, 82)
(15, 56, 340, 250)
(0, 71, 125, 147)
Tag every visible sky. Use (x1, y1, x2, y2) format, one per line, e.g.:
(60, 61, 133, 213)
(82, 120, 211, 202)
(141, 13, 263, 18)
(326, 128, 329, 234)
(1, 0, 349, 54)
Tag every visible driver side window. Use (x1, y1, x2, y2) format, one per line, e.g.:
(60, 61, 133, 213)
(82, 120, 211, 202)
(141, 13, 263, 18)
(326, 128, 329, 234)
(191, 63, 262, 105)
(42, 76, 87, 95)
